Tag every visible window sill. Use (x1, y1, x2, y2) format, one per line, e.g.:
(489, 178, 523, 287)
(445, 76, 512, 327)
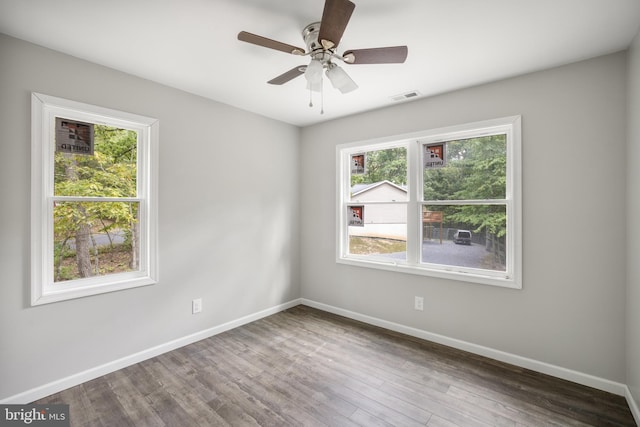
(336, 256, 521, 289)
(31, 274, 157, 306)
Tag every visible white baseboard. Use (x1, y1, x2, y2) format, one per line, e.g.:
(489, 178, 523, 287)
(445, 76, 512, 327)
(1, 298, 302, 404)
(300, 298, 628, 397)
(5, 296, 638, 424)
(625, 386, 640, 425)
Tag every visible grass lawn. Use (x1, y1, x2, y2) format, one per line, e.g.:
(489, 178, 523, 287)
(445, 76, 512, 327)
(349, 236, 406, 255)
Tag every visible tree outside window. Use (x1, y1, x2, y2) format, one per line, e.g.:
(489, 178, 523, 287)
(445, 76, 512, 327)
(338, 116, 521, 288)
(31, 93, 158, 305)
(53, 125, 140, 282)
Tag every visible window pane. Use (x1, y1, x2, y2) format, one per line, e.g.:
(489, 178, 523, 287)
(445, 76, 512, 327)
(53, 201, 140, 282)
(348, 203, 407, 261)
(421, 204, 506, 271)
(423, 135, 506, 201)
(351, 147, 407, 201)
(54, 124, 137, 197)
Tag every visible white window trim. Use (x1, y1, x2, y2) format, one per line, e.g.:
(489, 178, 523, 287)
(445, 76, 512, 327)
(31, 93, 159, 305)
(336, 116, 522, 289)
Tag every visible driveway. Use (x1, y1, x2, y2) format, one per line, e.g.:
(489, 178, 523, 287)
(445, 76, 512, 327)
(384, 239, 503, 271)
(421, 239, 495, 269)
(63, 230, 126, 249)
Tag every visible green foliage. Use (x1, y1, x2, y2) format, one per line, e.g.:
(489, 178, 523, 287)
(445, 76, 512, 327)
(53, 125, 138, 279)
(351, 147, 407, 186)
(54, 126, 137, 198)
(57, 266, 75, 281)
(424, 135, 507, 237)
(447, 205, 507, 237)
(54, 201, 138, 241)
(348, 137, 507, 237)
(424, 136, 506, 200)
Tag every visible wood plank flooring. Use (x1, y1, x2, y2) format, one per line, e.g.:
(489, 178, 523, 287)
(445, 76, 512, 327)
(35, 305, 636, 426)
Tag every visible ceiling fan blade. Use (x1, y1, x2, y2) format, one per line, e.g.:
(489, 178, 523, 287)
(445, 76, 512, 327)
(267, 66, 306, 85)
(317, 0, 355, 50)
(238, 31, 305, 55)
(343, 46, 408, 64)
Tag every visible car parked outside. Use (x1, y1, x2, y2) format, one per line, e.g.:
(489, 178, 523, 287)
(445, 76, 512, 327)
(453, 230, 472, 245)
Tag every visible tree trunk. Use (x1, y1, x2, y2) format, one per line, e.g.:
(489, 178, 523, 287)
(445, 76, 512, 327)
(76, 213, 93, 277)
(64, 154, 93, 278)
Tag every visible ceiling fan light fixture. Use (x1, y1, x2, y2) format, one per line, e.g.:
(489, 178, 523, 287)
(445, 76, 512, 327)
(304, 59, 324, 92)
(237, 0, 408, 106)
(326, 64, 358, 93)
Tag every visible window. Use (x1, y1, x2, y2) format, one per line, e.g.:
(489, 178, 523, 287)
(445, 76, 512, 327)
(337, 116, 521, 288)
(31, 93, 159, 305)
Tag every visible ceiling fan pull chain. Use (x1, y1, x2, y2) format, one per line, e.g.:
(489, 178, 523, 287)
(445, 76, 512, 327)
(321, 84, 324, 114)
(309, 87, 313, 108)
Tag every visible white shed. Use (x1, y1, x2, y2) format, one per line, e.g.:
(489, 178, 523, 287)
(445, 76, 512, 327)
(349, 181, 407, 240)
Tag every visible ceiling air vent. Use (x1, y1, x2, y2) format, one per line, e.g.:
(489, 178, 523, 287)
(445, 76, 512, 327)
(390, 90, 421, 102)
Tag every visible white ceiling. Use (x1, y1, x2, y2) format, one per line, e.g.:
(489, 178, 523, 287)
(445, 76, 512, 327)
(1, 0, 639, 127)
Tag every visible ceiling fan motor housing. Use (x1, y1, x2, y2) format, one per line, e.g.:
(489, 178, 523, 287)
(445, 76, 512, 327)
(303, 22, 335, 64)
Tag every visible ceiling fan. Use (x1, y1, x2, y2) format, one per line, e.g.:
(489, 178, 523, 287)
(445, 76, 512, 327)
(237, 0, 408, 110)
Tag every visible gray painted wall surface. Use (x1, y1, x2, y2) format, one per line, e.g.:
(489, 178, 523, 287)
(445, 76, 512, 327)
(0, 34, 300, 400)
(300, 52, 628, 382)
(1, 30, 636, 403)
(627, 29, 640, 411)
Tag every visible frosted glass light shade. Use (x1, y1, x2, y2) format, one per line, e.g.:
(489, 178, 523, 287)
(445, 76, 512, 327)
(326, 65, 358, 94)
(304, 59, 324, 92)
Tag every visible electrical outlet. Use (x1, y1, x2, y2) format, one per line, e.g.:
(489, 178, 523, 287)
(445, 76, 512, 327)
(414, 296, 424, 311)
(192, 298, 202, 314)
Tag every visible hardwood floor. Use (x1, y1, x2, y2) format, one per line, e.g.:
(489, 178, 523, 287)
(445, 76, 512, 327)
(36, 305, 636, 426)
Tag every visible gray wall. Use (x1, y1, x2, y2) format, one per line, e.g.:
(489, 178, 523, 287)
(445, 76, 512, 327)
(1, 29, 636, 403)
(0, 34, 301, 400)
(300, 52, 628, 382)
(627, 29, 640, 411)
